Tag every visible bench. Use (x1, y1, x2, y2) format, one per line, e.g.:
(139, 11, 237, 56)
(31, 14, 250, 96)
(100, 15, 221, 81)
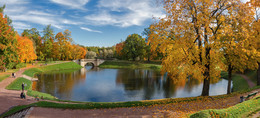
(240, 91, 258, 102)
(245, 92, 258, 99)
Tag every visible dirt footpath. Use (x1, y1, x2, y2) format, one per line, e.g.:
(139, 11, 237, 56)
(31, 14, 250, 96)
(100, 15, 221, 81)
(0, 68, 36, 114)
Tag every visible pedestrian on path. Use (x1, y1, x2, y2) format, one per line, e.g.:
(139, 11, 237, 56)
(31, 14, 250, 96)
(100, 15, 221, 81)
(22, 83, 25, 91)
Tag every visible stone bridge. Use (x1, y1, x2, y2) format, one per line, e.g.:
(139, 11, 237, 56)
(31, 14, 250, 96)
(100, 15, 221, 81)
(78, 59, 105, 67)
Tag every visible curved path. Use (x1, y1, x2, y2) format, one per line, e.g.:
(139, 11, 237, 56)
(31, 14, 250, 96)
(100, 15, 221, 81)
(0, 62, 67, 115)
(239, 74, 256, 88)
(0, 67, 37, 114)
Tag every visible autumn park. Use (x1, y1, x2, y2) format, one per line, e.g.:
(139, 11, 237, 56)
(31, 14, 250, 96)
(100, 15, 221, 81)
(0, 0, 260, 118)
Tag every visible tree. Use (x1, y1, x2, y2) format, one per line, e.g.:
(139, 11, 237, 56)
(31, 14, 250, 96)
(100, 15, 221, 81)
(220, 2, 259, 94)
(0, 5, 12, 26)
(107, 49, 114, 58)
(249, 0, 260, 85)
(122, 34, 146, 61)
(86, 51, 97, 59)
(22, 28, 42, 58)
(55, 32, 66, 60)
(142, 27, 152, 61)
(16, 34, 37, 62)
(150, 0, 257, 96)
(0, 13, 18, 69)
(115, 42, 124, 59)
(64, 29, 73, 43)
(42, 25, 54, 59)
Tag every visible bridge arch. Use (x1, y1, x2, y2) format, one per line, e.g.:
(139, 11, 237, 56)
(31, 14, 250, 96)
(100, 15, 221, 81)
(79, 59, 105, 67)
(83, 62, 95, 69)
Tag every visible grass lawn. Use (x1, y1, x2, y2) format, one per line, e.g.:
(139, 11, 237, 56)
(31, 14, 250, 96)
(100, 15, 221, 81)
(0, 74, 10, 82)
(5, 77, 31, 90)
(99, 60, 162, 70)
(23, 62, 82, 77)
(190, 95, 260, 118)
(220, 71, 249, 92)
(27, 90, 56, 100)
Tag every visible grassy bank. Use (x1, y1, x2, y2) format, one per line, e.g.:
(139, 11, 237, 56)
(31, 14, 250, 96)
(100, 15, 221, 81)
(99, 60, 162, 70)
(220, 72, 249, 92)
(27, 90, 56, 100)
(5, 77, 31, 90)
(190, 95, 260, 118)
(23, 62, 82, 77)
(0, 74, 10, 82)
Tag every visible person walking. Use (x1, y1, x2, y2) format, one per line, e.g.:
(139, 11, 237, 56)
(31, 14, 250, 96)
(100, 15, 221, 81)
(22, 82, 25, 92)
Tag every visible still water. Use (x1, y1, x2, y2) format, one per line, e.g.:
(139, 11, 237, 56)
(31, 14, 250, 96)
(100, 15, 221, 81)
(33, 66, 231, 102)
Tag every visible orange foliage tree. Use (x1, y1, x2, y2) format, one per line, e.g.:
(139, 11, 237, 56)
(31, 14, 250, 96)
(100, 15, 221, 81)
(16, 34, 37, 63)
(115, 42, 124, 58)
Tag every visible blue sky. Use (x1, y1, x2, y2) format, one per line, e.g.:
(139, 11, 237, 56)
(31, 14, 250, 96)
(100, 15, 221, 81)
(0, 0, 164, 47)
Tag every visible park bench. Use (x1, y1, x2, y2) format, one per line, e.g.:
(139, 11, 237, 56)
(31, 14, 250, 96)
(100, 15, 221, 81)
(240, 91, 258, 102)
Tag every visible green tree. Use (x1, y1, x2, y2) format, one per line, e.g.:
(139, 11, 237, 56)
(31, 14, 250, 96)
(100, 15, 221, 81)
(42, 25, 54, 59)
(122, 34, 146, 61)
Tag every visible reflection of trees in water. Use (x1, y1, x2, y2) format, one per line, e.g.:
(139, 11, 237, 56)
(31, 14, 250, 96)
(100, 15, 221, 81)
(35, 69, 86, 99)
(116, 69, 220, 100)
(185, 77, 202, 93)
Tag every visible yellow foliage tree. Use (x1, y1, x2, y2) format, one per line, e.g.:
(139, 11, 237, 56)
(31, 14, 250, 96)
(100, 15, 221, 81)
(149, 0, 259, 96)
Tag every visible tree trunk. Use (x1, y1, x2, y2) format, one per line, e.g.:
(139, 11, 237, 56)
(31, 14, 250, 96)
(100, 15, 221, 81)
(257, 62, 260, 86)
(227, 64, 232, 94)
(201, 76, 210, 96)
(201, 47, 211, 96)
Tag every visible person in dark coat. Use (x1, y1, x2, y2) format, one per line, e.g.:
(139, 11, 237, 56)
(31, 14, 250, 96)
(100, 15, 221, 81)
(20, 92, 26, 99)
(22, 83, 25, 91)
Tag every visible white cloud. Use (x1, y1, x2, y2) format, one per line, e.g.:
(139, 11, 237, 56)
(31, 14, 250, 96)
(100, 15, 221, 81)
(84, 0, 164, 27)
(80, 27, 102, 33)
(50, 0, 90, 10)
(0, 1, 82, 30)
(12, 22, 31, 30)
(0, 0, 29, 5)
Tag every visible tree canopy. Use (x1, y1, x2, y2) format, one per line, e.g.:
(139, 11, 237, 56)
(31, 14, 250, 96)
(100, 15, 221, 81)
(149, 0, 260, 96)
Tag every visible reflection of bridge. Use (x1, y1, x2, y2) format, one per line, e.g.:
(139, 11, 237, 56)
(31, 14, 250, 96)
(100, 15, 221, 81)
(79, 59, 105, 67)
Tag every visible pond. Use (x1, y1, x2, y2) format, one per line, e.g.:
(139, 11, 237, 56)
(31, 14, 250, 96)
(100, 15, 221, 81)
(32, 66, 232, 102)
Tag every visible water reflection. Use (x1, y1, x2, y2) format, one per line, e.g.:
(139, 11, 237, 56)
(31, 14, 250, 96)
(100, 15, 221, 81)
(33, 67, 231, 102)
